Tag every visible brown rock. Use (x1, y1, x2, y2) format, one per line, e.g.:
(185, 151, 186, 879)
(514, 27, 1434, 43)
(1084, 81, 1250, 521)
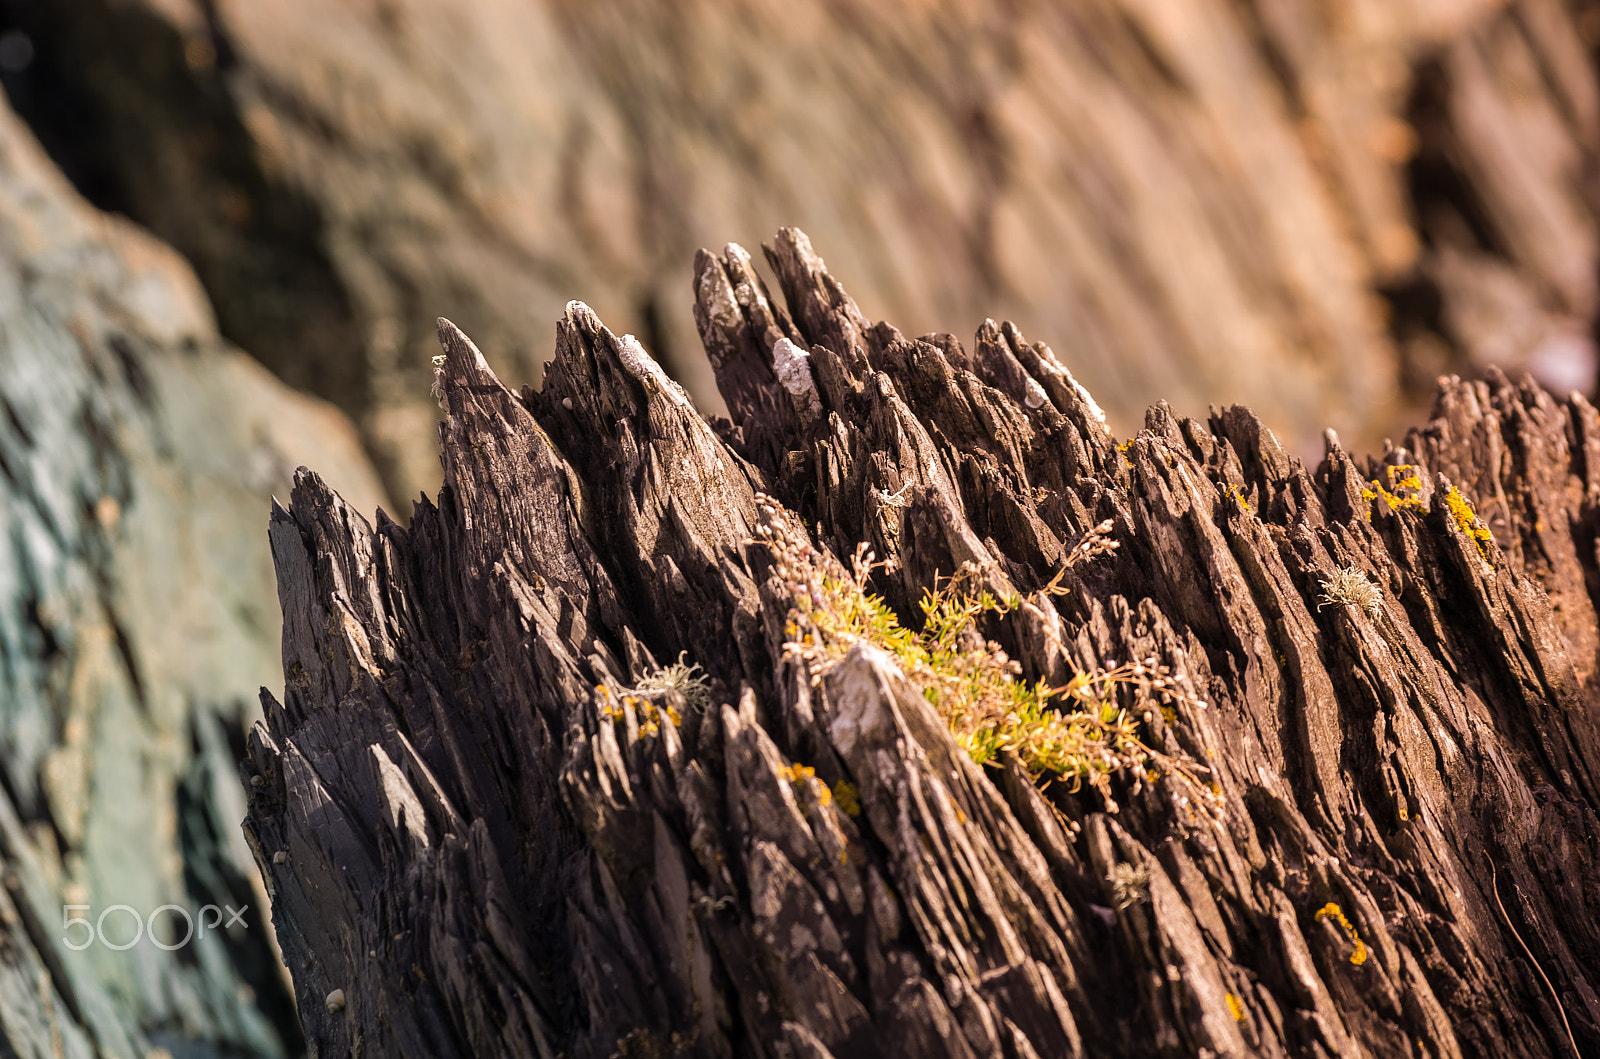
(249, 229, 1600, 1057)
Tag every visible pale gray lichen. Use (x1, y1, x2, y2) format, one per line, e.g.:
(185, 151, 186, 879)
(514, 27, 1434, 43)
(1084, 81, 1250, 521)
(697, 265, 740, 327)
(1318, 565, 1382, 616)
(615, 332, 683, 399)
(772, 337, 817, 397)
(1031, 347, 1109, 430)
(872, 483, 913, 508)
(628, 652, 711, 714)
(1109, 861, 1150, 911)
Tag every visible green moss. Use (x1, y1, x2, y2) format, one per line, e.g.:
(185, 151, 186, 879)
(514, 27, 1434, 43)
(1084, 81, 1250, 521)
(753, 497, 1213, 813)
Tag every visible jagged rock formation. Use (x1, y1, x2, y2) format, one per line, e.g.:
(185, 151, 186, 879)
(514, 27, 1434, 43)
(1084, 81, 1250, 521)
(0, 92, 385, 1056)
(2, 0, 1595, 502)
(249, 228, 1600, 1058)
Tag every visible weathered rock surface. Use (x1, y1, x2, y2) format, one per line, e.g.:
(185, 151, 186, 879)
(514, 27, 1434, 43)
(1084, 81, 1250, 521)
(0, 89, 385, 1056)
(2, 0, 1594, 502)
(250, 228, 1600, 1057)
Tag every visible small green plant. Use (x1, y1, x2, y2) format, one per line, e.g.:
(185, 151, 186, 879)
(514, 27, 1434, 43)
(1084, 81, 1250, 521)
(1317, 565, 1382, 616)
(748, 495, 1213, 813)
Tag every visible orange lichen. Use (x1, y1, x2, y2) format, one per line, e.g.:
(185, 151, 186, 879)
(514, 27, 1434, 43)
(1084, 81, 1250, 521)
(1314, 902, 1369, 966)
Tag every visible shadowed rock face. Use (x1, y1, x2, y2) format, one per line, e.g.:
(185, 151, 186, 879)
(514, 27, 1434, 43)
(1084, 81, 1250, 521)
(250, 228, 1600, 1058)
(3, 0, 1595, 505)
(0, 92, 385, 1056)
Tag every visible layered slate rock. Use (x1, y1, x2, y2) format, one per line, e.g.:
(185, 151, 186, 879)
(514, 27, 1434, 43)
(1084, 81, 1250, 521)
(0, 93, 386, 1056)
(250, 229, 1600, 1058)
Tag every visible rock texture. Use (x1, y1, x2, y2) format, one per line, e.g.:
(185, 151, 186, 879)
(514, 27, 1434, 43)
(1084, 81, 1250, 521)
(0, 89, 385, 1057)
(250, 228, 1600, 1058)
(1, 0, 1595, 502)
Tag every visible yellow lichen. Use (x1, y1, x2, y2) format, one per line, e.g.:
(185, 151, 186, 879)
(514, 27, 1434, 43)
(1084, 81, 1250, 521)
(1444, 486, 1494, 562)
(1220, 483, 1251, 513)
(1226, 992, 1246, 1022)
(832, 781, 861, 818)
(782, 763, 834, 807)
(598, 690, 678, 734)
(1363, 463, 1425, 515)
(1313, 902, 1368, 966)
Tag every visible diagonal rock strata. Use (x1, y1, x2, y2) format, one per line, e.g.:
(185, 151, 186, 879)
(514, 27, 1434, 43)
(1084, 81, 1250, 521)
(248, 228, 1600, 1058)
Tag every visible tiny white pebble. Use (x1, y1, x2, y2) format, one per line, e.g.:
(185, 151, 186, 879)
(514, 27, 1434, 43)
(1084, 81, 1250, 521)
(249, 775, 264, 788)
(562, 397, 573, 410)
(273, 851, 286, 865)
(325, 988, 346, 1014)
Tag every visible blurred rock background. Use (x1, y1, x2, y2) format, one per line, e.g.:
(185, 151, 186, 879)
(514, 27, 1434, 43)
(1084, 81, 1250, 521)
(0, 0, 1594, 1054)
(0, 59, 382, 1059)
(3, 0, 1598, 507)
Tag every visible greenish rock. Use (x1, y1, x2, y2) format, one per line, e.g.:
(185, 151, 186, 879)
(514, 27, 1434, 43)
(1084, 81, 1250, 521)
(0, 89, 385, 1057)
